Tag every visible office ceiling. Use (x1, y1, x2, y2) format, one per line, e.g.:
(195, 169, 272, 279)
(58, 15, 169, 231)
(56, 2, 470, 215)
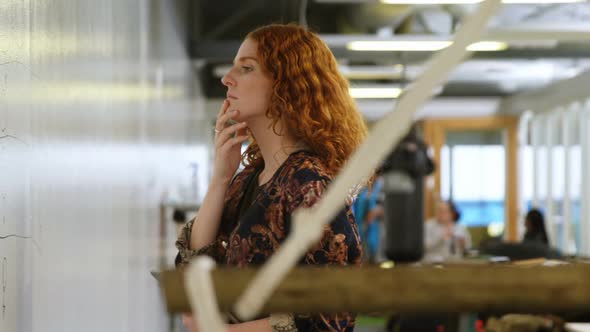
(183, 0, 590, 100)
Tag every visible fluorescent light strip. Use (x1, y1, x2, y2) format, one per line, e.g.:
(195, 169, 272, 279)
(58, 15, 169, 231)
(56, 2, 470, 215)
(502, 0, 585, 3)
(381, 0, 584, 3)
(347, 40, 507, 51)
(339, 65, 405, 79)
(467, 41, 508, 51)
(349, 87, 402, 99)
(348, 40, 451, 51)
(381, 0, 479, 3)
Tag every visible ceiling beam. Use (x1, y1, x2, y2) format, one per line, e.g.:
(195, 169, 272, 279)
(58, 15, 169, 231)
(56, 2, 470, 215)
(189, 26, 590, 62)
(189, 39, 590, 62)
(500, 69, 590, 114)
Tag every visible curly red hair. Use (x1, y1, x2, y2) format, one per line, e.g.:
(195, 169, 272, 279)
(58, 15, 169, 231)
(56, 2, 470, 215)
(241, 24, 368, 176)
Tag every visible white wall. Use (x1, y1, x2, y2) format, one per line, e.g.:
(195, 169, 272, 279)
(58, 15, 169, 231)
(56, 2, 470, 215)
(0, 1, 212, 331)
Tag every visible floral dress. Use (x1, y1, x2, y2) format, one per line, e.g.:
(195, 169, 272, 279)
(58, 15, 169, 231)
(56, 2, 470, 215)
(176, 150, 363, 331)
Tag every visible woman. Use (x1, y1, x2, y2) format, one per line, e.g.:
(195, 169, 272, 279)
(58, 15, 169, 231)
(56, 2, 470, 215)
(423, 200, 471, 262)
(522, 208, 549, 246)
(176, 24, 367, 331)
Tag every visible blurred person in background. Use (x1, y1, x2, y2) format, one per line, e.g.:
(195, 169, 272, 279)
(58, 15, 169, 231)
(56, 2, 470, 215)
(353, 174, 384, 264)
(522, 208, 549, 246)
(423, 200, 471, 262)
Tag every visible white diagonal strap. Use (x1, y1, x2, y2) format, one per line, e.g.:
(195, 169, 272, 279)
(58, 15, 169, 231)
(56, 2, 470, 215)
(185, 256, 226, 332)
(234, 0, 503, 320)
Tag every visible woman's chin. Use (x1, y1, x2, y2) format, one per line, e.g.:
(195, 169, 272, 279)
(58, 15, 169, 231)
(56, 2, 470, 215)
(231, 113, 244, 123)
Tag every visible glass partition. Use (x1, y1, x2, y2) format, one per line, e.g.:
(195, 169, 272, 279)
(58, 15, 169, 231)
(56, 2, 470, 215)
(440, 131, 505, 228)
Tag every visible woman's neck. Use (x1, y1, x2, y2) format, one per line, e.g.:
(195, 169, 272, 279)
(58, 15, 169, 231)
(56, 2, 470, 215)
(248, 118, 302, 185)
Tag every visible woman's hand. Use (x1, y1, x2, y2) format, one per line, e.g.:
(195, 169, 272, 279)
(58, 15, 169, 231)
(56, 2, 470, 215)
(182, 313, 272, 332)
(181, 313, 200, 332)
(456, 237, 466, 251)
(443, 224, 454, 240)
(211, 99, 250, 185)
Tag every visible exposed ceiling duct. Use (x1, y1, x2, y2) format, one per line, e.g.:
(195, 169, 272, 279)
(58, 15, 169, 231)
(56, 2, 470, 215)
(184, 0, 590, 103)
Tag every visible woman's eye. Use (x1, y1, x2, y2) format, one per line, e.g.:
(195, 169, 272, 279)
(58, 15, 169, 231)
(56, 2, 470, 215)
(241, 66, 253, 72)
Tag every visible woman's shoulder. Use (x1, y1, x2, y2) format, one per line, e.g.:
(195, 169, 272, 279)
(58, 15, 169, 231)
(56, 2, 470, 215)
(280, 150, 332, 183)
(271, 151, 333, 209)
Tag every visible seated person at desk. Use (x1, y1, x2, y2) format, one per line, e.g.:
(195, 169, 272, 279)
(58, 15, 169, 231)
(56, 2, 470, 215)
(479, 209, 560, 260)
(423, 200, 471, 262)
(522, 208, 549, 246)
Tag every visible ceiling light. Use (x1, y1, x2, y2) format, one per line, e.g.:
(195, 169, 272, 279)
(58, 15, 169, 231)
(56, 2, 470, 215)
(347, 40, 507, 51)
(347, 40, 451, 51)
(502, 0, 585, 3)
(467, 41, 508, 51)
(349, 87, 403, 98)
(381, 0, 583, 3)
(381, 0, 479, 3)
(339, 65, 405, 79)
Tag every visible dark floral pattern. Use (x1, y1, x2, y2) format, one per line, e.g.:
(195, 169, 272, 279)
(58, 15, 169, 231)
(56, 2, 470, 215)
(176, 150, 362, 331)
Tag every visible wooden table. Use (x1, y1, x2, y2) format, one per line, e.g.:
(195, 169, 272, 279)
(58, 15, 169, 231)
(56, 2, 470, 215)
(159, 264, 590, 314)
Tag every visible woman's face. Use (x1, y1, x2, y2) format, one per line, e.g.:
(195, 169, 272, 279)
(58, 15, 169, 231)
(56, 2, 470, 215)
(221, 38, 273, 123)
(436, 202, 453, 224)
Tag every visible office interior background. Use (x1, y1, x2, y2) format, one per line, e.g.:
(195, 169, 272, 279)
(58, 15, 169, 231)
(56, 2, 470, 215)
(1, 0, 590, 331)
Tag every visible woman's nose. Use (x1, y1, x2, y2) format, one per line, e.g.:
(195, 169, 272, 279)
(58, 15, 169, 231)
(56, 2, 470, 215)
(221, 72, 234, 87)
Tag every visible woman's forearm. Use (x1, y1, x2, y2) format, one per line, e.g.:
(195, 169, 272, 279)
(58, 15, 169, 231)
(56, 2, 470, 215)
(190, 178, 230, 250)
(227, 318, 272, 332)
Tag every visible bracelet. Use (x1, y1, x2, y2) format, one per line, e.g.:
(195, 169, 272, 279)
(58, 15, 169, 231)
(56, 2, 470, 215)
(269, 313, 298, 332)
